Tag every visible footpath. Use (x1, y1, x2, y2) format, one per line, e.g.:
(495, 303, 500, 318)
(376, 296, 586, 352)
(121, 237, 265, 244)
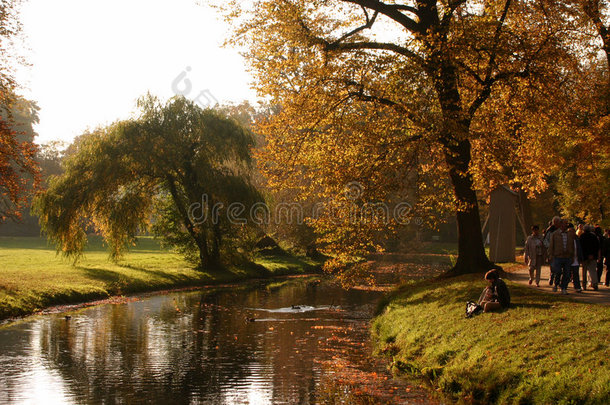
(505, 262, 610, 305)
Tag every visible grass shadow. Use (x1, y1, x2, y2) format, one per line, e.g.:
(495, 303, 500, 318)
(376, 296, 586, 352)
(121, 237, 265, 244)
(511, 302, 553, 309)
(76, 266, 201, 295)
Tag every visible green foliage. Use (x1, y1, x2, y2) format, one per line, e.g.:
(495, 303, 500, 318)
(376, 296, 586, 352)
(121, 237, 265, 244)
(372, 275, 610, 404)
(150, 191, 199, 264)
(33, 95, 263, 268)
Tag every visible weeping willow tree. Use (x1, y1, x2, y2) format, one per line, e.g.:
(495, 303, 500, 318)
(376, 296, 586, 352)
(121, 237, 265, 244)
(34, 95, 263, 268)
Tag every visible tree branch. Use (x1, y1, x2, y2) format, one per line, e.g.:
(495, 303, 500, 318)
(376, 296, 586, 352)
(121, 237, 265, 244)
(392, 4, 419, 15)
(455, 60, 486, 85)
(165, 174, 205, 254)
(584, 1, 607, 35)
(326, 41, 426, 66)
(468, 69, 529, 117)
(468, 0, 514, 118)
(334, 9, 379, 43)
(341, 0, 422, 33)
(583, 1, 610, 55)
(295, 7, 426, 67)
(483, 0, 512, 84)
(342, 80, 430, 129)
(440, 0, 467, 32)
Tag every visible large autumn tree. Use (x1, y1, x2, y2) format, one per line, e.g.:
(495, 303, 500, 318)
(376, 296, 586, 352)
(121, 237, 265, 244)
(0, 0, 40, 222)
(552, 0, 610, 225)
(221, 0, 575, 275)
(34, 96, 262, 268)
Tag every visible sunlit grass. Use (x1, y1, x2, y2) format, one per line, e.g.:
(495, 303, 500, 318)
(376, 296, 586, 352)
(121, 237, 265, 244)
(0, 236, 319, 320)
(372, 275, 610, 404)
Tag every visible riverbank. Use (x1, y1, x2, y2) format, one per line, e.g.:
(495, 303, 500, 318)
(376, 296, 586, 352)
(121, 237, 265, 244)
(0, 236, 320, 321)
(372, 273, 610, 404)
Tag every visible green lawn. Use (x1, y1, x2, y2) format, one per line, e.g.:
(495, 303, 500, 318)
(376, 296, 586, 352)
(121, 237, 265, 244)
(372, 275, 610, 405)
(410, 241, 459, 256)
(410, 241, 522, 261)
(0, 236, 319, 320)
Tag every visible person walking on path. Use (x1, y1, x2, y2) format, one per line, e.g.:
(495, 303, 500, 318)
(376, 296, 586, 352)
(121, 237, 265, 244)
(568, 224, 583, 293)
(548, 219, 575, 294)
(544, 216, 562, 286)
(602, 229, 610, 287)
(581, 225, 600, 291)
(595, 226, 606, 285)
(524, 225, 545, 287)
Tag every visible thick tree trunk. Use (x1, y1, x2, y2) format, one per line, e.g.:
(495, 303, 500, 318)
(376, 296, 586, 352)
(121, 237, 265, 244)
(433, 62, 498, 276)
(442, 139, 498, 277)
(196, 234, 211, 268)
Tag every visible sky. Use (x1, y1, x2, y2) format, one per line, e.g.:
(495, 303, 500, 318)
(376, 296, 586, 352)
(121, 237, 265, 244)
(14, 0, 256, 145)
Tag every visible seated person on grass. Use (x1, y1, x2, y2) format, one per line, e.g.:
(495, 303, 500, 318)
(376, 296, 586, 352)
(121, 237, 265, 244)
(478, 269, 511, 312)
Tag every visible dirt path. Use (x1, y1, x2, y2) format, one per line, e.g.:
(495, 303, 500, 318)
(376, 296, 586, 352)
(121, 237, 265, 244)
(362, 252, 610, 305)
(504, 262, 610, 305)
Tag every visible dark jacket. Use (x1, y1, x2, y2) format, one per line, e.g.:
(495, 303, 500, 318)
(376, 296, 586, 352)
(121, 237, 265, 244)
(604, 237, 610, 259)
(574, 237, 583, 264)
(493, 279, 511, 308)
(580, 232, 600, 259)
(598, 235, 606, 261)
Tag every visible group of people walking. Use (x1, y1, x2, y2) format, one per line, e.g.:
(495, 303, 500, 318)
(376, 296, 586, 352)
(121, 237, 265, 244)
(524, 216, 610, 294)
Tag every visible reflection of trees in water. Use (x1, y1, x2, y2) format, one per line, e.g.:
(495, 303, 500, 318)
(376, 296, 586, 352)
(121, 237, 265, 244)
(33, 290, 261, 403)
(21, 280, 406, 404)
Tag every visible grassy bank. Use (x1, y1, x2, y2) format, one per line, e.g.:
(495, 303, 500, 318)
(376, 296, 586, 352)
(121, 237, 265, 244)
(0, 236, 320, 320)
(372, 274, 610, 404)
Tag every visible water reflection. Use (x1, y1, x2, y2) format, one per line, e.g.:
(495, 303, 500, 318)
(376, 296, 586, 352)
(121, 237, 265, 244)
(0, 277, 432, 404)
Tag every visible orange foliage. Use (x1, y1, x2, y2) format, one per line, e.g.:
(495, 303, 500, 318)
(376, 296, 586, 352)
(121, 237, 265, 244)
(0, 114, 40, 221)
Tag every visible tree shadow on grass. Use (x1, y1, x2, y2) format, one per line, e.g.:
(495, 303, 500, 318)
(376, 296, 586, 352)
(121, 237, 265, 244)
(379, 277, 484, 309)
(511, 302, 553, 309)
(381, 275, 568, 313)
(116, 263, 199, 281)
(75, 266, 203, 295)
(76, 261, 269, 293)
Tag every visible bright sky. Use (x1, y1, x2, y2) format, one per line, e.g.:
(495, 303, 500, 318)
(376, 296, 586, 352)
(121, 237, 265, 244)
(14, 0, 256, 145)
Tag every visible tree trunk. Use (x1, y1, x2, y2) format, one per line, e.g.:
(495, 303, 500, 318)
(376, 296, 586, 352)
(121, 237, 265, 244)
(442, 139, 498, 277)
(518, 189, 534, 232)
(196, 235, 212, 268)
(166, 176, 212, 269)
(432, 62, 498, 276)
(211, 221, 222, 262)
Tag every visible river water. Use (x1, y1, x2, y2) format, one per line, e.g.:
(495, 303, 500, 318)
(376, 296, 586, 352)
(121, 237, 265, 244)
(0, 275, 436, 404)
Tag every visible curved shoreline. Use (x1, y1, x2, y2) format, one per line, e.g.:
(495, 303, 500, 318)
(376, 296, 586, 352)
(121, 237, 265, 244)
(0, 241, 322, 323)
(0, 273, 323, 327)
(372, 273, 610, 404)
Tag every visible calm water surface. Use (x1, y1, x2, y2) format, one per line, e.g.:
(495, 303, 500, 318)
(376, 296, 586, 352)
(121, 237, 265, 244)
(0, 276, 434, 404)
